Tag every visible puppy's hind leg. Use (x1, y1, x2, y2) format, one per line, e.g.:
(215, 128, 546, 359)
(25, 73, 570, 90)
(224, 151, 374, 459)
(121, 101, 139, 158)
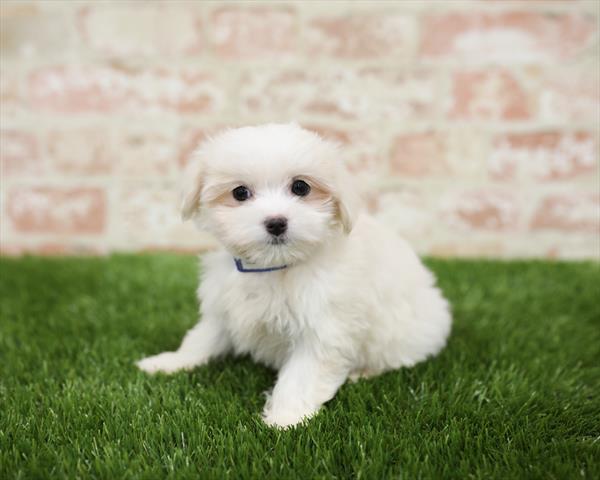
(137, 314, 230, 374)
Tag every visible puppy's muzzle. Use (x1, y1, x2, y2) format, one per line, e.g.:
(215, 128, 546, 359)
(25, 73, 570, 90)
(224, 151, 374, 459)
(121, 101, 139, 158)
(264, 217, 288, 237)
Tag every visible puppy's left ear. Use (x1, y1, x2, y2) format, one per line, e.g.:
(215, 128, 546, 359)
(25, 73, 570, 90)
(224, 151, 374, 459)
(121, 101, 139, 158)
(332, 164, 361, 234)
(180, 151, 205, 221)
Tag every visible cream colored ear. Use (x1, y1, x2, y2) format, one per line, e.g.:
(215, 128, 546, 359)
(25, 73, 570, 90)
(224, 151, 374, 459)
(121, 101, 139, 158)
(334, 165, 361, 234)
(180, 153, 204, 221)
(336, 197, 356, 234)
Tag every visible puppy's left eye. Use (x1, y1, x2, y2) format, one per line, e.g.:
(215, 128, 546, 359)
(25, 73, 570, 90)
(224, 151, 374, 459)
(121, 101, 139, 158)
(291, 180, 311, 197)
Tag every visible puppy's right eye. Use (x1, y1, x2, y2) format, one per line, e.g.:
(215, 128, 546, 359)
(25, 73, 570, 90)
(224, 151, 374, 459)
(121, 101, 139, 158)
(232, 186, 251, 202)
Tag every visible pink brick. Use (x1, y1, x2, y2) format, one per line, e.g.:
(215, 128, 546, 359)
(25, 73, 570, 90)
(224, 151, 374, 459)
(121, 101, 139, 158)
(390, 130, 486, 178)
(0, 2, 37, 18)
(538, 66, 600, 123)
(429, 241, 505, 258)
(390, 132, 449, 177)
(1, 130, 40, 176)
(443, 191, 519, 231)
(1, 4, 73, 59)
(302, 124, 379, 174)
(302, 124, 355, 146)
(1, 69, 22, 116)
(489, 132, 597, 181)
(241, 68, 438, 121)
(543, 238, 600, 261)
(306, 14, 416, 58)
(28, 66, 223, 114)
(116, 130, 178, 177)
(47, 128, 112, 175)
(7, 187, 106, 234)
(531, 194, 599, 233)
(421, 12, 596, 62)
(0, 242, 104, 257)
(119, 186, 215, 247)
(210, 7, 297, 58)
(178, 125, 227, 169)
(29, 66, 131, 113)
(449, 70, 532, 120)
(78, 5, 203, 57)
(120, 187, 184, 238)
(46, 128, 180, 177)
(374, 189, 436, 240)
(151, 70, 223, 114)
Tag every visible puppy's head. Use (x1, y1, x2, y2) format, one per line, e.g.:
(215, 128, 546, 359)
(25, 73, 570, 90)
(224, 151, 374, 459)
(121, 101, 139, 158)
(181, 124, 360, 266)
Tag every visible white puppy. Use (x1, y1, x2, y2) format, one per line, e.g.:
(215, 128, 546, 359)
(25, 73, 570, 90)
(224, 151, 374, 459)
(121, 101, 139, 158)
(137, 123, 451, 428)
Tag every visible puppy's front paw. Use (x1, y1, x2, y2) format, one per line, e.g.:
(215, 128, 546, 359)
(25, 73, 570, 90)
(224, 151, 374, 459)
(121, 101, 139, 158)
(136, 352, 194, 374)
(262, 405, 318, 429)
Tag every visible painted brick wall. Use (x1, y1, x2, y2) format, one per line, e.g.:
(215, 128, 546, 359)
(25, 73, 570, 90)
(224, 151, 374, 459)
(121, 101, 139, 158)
(1, 0, 598, 258)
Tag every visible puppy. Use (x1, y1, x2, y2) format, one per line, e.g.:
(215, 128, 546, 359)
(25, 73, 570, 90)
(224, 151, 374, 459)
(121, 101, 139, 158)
(137, 123, 452, 428)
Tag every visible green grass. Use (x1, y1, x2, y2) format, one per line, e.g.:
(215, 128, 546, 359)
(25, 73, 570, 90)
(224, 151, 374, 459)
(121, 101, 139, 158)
(1, 254, 599, 479)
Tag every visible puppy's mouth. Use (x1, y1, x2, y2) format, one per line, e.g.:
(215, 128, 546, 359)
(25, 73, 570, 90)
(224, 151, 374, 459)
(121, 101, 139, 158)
(269, 236, 288, 246)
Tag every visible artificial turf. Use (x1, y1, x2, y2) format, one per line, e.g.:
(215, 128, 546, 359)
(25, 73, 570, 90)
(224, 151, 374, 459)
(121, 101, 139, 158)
(0, 254, 599, 479)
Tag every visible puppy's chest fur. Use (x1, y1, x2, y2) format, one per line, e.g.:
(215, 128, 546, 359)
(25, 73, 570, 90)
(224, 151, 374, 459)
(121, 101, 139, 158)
(219, 272, 324, 369)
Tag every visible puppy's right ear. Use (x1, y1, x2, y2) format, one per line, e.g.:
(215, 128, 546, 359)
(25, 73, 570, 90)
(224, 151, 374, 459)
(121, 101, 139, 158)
(180, 151, 205, 221)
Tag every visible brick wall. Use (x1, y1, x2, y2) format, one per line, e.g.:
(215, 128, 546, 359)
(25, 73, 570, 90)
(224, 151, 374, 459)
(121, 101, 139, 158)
(1, 0, 598, 258)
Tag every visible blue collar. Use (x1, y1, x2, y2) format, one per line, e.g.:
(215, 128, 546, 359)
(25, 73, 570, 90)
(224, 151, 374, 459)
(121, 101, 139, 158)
(235, 258, 288, 273)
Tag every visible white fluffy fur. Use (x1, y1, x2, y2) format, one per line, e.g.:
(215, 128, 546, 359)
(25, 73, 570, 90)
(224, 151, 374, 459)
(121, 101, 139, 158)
(137, 124, 452, 428)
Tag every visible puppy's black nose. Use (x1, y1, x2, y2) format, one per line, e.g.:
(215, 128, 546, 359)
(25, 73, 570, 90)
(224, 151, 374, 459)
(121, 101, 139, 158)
(264, 217, 288, 237)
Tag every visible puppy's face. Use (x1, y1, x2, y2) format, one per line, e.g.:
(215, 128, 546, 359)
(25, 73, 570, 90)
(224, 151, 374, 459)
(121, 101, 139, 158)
(182, 124, 358, 266)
